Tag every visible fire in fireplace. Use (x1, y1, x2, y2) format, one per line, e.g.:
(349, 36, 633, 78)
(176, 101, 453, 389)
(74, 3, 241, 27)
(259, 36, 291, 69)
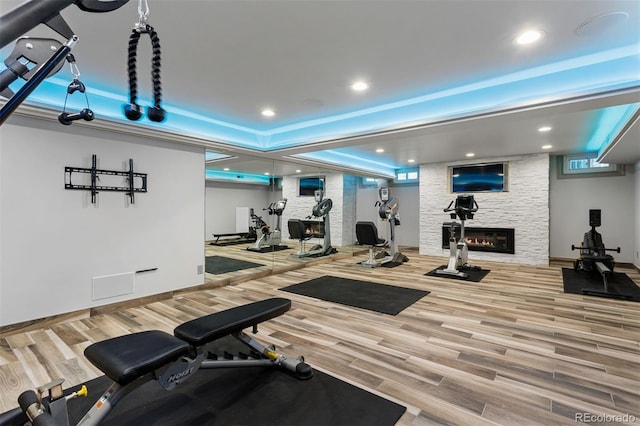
(442, 226, 515, 254)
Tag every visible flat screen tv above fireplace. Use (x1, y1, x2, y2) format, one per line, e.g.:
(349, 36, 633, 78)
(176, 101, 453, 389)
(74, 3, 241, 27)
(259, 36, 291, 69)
(450, 162, 507, 193)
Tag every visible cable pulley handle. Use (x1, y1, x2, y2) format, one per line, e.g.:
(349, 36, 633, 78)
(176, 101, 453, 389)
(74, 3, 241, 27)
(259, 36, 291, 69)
(443, 200, 454, 212)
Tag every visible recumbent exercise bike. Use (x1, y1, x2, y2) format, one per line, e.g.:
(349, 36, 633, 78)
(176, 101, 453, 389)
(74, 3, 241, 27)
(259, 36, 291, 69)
(247, 198, 288, 252)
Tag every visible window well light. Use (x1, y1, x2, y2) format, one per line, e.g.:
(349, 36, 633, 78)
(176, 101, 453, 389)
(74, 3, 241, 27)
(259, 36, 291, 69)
(542, 144, 553, 150)
(376, 148, 384, 153)
(515, 29, 544, 45)
(351, 81, 369, 92)
(538, 126, 552, 132)
(261, 108, 275, 117)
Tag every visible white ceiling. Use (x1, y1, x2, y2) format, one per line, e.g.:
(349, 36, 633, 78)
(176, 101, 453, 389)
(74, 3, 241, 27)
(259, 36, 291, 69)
(1, 0, 639, 178)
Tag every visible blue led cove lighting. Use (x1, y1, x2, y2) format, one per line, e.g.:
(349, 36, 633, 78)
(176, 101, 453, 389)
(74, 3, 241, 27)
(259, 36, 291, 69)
(205, 169, 272, 185)
(2, 44, 638, 177)
(584, 103, 640, 154)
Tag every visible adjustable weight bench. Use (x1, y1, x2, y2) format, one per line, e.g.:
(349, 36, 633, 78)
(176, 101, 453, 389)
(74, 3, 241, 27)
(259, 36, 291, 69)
(8, 298, 312, 426)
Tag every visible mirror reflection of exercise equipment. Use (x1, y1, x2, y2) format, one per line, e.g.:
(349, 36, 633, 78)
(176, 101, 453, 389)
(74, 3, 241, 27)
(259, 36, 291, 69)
(247, 199, 289, 252)
(436, 195, 482, 279)
(571, 209, 631, 300)
(287, 190, 337, 258)
(356, 187, 408, 267)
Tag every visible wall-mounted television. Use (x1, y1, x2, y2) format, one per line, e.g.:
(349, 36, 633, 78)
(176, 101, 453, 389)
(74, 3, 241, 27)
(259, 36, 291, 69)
(298, 176, 324, 196)
(450, 163, 507, 193)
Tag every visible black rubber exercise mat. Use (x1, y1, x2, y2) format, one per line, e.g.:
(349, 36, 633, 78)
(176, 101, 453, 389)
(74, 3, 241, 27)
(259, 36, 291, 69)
(205, 255, 265, 274)
(424, 265, 490, 282)
(562, 268, 640, 301)
(64, 355, 406, 426)
(279, 275, 429, 315)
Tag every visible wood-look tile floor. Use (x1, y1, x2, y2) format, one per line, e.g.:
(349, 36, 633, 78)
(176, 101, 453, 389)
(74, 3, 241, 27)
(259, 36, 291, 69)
(1, 246, 639, 425)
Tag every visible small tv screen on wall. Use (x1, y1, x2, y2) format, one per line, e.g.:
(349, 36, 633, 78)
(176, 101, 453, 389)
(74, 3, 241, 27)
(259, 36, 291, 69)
(298, 176, 324, 196)
(451, 163, 506, 192)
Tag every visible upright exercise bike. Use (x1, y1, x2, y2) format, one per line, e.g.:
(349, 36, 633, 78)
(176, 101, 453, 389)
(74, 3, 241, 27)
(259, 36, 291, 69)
(375, 187, 409, 264)
(436, 195, 481, 279)
(288, 190, 337, 257)
(247, 199, 288, 252)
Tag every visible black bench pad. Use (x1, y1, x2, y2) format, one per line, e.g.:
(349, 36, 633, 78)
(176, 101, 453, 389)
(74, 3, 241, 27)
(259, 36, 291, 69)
(84, 330, 190, 385)
(174, 298, 291, 346)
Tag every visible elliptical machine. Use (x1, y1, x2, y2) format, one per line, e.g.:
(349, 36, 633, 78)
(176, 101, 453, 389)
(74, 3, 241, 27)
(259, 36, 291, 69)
(436, 195, 481, 279)
(288, 190, 337, 257)
(247, 199, 288, 252)
(375, 187, 409, 264)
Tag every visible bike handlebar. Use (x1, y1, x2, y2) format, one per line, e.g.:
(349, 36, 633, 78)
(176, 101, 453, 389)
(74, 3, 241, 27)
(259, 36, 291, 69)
(443, 199, 478, 213)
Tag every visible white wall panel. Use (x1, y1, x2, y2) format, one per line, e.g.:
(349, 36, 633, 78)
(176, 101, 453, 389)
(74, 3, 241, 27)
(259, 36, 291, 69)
(0, 117, 204, 326)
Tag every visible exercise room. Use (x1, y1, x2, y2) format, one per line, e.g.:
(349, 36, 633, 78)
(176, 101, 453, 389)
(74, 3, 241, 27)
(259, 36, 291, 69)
(0, 1, 639, 425)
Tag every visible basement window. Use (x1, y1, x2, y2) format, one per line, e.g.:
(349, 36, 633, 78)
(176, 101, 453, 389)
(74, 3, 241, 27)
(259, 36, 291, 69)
(558, 153, 624, 178)
(394, 168, 419, 184)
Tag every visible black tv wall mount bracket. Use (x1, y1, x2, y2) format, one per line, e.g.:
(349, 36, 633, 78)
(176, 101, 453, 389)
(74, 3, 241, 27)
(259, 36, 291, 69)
(65, 154, 147, 204)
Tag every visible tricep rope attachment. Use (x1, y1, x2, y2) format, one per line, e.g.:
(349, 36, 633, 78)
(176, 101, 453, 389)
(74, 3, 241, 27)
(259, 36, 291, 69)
(123, 0, 165, 122)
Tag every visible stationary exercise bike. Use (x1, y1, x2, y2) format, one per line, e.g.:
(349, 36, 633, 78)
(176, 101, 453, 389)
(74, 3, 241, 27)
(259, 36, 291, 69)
(356, 187, 409, 267)
(436, 195, 481, 279)
(247, 199, 288, 252)
(571, 209, 631, 300)
(288, 190, 337, 258)
(374, 187, 409, 264)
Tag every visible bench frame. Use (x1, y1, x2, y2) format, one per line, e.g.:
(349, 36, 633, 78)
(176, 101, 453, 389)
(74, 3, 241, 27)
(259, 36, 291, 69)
(7, 298, 312, 426)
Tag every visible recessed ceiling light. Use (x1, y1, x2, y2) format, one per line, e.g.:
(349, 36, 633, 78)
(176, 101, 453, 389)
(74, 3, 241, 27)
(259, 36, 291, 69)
(542, 144, 553, 150)
(576, 12, 629, 37)
(514, 29, 544, 45)
(466, 152, 475, 157)
(351, 81, 369, 92)
(376, 148, 384, 153)
(223, 167, 229, 171)
(296, 169, 301, 173)
(538, 126, 552, 132)
(264, 172, 270, 176)
(408, 159, 415, 163)
(261, 108, 275, 117)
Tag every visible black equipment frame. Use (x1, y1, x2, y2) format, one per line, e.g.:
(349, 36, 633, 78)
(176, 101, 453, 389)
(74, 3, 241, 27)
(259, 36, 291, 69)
(65, 154, 147, 204)
(0, 0, 129, 126)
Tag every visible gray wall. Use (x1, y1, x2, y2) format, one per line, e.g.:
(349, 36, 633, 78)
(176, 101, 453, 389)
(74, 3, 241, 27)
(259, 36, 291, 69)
(549, 156, 636, 263)
(0, 117, 205, 326)
(205, 181, 273, 239)
(355, 182, 420, 247)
